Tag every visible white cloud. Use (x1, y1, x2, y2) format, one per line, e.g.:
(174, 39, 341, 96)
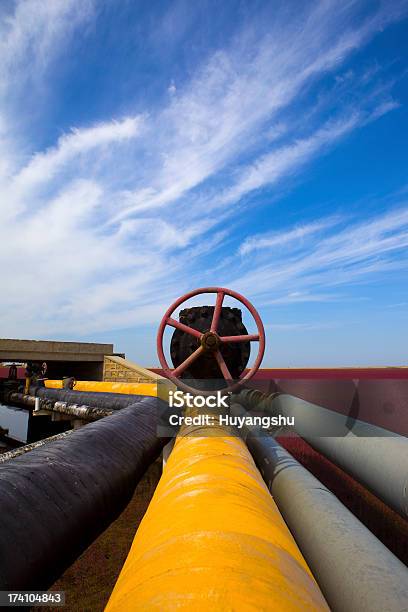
(0, 0, 95, 87)
(239, 219, 339, 255)
(230, 205, 408, 301)
(0, 0, 407, 341)
(110, 2, 405, 222)
(215, 116, 360, 210)
(14, 116, 144, 192)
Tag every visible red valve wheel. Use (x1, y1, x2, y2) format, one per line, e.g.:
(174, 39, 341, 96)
(157, 287, 265, 395)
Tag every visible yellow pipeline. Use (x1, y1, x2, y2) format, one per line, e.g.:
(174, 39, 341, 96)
(45, 380, 158, 396)
(106, 422, 328, 611)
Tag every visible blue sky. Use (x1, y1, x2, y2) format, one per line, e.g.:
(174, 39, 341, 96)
(0, 0, 407, 366)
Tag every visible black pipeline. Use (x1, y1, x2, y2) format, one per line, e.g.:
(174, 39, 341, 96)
(5, 392, 113, 420)
(0, 430, 73, 464)
(0, 397, 169, 591)
(30, 386, 140, 411)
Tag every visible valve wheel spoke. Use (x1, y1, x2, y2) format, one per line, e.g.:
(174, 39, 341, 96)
(172, 346, 203, 378)
(215, 350, 233, 381)
(167, 317, 202, 339)
(210, 291, 225, 332)
(220, 334, 259, 343)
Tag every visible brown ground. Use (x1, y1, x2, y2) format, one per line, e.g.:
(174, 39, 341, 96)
(43, 459, 162, 612)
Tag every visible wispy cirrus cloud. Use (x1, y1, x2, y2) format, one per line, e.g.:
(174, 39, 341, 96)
(0, 0, 407, 346)
(15, 116, 144, 188)
(0, 0, 95, 88)
(232, 205, 408, 302)
(239, 218, 340, 256)
(3, 116, 145, 220)
(110, 2, 405, 222)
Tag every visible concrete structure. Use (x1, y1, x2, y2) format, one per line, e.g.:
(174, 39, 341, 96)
(0, 338, 116, 380)
(103, 355, 163, 384)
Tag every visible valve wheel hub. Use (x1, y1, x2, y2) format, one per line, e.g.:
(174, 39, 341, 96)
(200, 331, 220, 352)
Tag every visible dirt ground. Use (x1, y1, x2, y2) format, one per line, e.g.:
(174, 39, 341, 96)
(44, 459, 162, 612)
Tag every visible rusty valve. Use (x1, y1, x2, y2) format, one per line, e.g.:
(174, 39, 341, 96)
(157, 287, 266, 395)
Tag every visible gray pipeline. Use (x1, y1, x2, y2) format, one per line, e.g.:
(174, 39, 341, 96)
(247, 433, 408, 612)
(273, 393, 408, 518)
(0, 396, 169, 591)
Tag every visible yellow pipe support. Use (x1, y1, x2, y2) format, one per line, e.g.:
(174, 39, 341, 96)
(45, 380, 158, 397)
(105, 422, 329, 611)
